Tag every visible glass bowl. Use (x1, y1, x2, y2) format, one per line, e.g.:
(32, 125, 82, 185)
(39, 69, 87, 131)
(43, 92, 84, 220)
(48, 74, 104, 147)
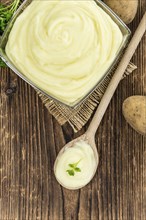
(0, 0, 131, 108)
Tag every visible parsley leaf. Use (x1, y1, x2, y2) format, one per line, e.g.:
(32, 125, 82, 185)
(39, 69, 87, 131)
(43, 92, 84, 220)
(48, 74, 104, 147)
(66, 169, 75, 176)
(74, 167, 81, 172)
(0, 58, 6, 67)
(66, 159, 82, 176)
(0, 0, 21, 67)
(69, 164, 75, 168)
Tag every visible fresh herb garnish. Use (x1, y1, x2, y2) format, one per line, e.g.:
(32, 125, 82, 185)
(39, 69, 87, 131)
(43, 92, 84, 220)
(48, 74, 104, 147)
(0, 0, 21, 66)
(0, 0, 20, 33)
(0, 57, 6, 67)
(66, 160, 81, 176)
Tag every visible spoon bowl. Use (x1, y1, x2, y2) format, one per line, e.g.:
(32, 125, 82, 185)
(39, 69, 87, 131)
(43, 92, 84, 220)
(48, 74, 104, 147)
(54, 133, 99, 190)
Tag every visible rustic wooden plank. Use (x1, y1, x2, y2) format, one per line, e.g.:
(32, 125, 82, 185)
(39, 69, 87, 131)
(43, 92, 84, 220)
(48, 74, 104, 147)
(0, 0, 146, 219)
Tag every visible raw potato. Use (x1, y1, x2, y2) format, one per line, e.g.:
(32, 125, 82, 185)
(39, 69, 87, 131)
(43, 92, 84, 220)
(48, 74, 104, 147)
(122, 96, 146, 136)
(103, 0, 138, 24)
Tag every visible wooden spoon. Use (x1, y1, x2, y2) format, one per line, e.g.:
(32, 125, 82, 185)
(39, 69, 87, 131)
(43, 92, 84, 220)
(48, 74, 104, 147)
(54, 12, 146, 190)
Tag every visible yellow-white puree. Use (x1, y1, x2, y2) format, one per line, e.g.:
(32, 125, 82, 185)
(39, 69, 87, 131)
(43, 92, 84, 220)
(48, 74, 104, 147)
(54, 141, 97, 189)
(6, 0, 123, 105)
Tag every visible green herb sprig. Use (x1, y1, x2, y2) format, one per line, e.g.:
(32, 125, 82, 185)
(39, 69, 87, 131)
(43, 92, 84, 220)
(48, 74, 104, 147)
(0, 0, 20, 33)
(0, 57, 6, 67)
(66, 160, 81, 176)
(0, 0, 21, 66)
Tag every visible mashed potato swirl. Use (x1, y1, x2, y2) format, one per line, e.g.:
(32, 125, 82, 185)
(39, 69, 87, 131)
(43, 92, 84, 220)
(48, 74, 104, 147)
(6, 0, 123, 105)
(54, 140, 97, 189)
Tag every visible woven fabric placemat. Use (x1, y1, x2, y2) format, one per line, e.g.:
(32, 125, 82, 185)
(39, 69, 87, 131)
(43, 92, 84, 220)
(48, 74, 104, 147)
(37, 62, 137, 132)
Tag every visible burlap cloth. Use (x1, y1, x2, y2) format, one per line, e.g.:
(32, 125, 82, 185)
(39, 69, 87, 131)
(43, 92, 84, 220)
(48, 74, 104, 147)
(36, 61, 137, 132)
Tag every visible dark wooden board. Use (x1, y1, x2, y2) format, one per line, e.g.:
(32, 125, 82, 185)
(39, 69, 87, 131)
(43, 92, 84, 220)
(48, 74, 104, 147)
(0, 1, 146, 219)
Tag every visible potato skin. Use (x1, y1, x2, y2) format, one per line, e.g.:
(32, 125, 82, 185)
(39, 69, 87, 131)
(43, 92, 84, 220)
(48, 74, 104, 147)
(103, 0, 138, 24)
(122, 96, 146, 136)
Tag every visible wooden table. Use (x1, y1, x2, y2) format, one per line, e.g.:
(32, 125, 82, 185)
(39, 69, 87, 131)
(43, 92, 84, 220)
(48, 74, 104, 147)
(0, 1, 145, 219)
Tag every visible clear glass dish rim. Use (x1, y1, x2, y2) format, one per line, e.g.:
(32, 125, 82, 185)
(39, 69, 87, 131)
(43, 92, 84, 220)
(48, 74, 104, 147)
(0, 0, 131, 108)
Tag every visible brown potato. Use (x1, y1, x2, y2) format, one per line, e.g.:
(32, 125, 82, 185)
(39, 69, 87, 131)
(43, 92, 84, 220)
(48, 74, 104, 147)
(122, 96, 146, 136)
(103, 0, 138, 24)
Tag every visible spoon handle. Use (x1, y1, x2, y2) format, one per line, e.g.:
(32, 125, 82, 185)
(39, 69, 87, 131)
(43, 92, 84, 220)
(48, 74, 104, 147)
(87, 12, 146, 137)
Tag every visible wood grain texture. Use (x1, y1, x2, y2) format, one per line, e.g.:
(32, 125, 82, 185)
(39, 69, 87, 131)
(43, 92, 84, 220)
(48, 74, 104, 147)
(0, 1, 146, 219)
